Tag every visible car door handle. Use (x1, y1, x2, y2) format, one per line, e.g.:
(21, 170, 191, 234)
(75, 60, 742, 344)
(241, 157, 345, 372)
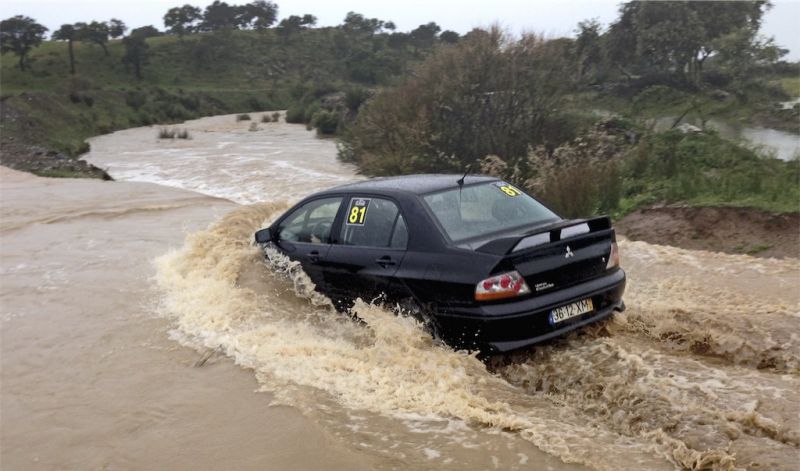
(375, 256, 396, 268)
(309, 250, 320, 263)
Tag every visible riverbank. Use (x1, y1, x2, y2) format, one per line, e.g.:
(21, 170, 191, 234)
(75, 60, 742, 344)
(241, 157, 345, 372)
(0, 137, 112, 179)
(616, 206, 800, 259)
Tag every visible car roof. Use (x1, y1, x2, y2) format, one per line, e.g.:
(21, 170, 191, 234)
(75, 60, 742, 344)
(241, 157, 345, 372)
(321, 174, 501, 196)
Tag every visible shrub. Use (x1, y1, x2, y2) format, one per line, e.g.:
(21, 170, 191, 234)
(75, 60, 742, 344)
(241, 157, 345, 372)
(248, 122, 259, 132)
(97, 123, 114, 135)
(177, 129, 190, 139)
(285, 106, 305, 123)
(302, 101, 321, 122)
(58, 141, 91, 157)
(311, 110, 339, 135)
(522, 123, 630, 217)
(165, 103, 190, 120)
(271, 111, 281, 121)
(125, 90, 148, 110)
(247, 97, 263, 110)
(179, 94, 200, 111)
(68, 91, 93, 106)
(340, 28, 574, 175)
(137, 112, 154, 126)
(261, 114, 273, 123)
(236, 113, 251, 121)
(158, 128, 176, 139)
(344, 87, 371, 112)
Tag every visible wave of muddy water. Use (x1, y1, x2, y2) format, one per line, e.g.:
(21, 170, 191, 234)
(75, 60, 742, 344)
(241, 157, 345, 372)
(20, 112, 800, 469)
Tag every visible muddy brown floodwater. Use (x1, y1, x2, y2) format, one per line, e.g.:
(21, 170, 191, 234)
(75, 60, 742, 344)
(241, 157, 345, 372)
(2, 112, 799, 470)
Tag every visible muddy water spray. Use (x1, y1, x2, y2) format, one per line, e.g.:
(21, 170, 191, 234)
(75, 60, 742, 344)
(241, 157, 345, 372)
(155, 204, 800, 470)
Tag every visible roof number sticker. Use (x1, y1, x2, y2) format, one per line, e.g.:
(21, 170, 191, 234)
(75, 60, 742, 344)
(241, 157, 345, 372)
(497, 182, 522, 197)
(346, 198, 370, 225)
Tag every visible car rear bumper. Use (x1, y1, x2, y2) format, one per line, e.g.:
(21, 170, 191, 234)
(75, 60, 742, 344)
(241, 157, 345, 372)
(432, 269, 626, 352)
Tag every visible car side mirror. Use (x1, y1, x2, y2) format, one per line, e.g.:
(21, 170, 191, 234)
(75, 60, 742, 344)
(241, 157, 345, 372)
(254, 228, 273, 244)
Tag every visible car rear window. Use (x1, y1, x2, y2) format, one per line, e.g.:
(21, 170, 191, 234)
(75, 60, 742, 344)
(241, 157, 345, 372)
(422, 182, 558, 242)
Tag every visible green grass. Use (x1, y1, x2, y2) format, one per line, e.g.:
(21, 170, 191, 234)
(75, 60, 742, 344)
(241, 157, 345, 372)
(32, 168, 93, 178)
(774, 76, 800, 97)
(746, 244, 773, 255)
(619, 130, 800, 215)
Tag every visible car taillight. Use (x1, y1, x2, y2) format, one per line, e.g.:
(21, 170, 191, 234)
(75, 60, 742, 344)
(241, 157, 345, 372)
(475, 270, 530, 301)
(607, 242, 620, 269)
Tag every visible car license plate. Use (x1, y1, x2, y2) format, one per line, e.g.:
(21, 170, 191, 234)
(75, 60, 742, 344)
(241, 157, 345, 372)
(549, 298, 594, 324)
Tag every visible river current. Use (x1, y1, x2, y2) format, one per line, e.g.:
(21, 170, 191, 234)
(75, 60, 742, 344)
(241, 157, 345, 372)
(3, 112, 795, 470)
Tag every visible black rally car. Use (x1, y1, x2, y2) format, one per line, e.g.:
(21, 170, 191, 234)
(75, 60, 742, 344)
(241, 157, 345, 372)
(255, 175, 625, 352)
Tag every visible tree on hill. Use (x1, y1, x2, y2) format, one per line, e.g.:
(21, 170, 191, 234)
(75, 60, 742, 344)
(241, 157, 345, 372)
(239, 0, 279, 30)
(52, 24, 79, 74)
(387, 32, 411, 49)
(0, 15, 48, 71)
(410, 22, 441, 51)
(574, 19, 602, 82)
(108, 18, 127, 38)
(199, 1, 241, 31)
(130, 25, 161, 38)
(276, 14, 316, 41)
(603, 0, 772, 85)
(341, 12, 386, 36)
(439, 30, 460, 44)
(164, 4, 202, 37)
(122, 28, 153, 79)
(83, 21, 111, 56)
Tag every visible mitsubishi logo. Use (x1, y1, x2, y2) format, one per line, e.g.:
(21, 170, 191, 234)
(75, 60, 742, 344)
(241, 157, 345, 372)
(565, 245, 574, 258)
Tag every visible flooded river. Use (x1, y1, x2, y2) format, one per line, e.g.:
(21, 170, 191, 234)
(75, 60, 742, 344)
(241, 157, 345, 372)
(2, 113, 798, 470)
(650, 117, 799, 161)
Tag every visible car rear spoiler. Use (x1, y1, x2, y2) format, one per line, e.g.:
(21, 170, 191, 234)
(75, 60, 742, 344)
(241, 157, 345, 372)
(475, 216, 612, 255)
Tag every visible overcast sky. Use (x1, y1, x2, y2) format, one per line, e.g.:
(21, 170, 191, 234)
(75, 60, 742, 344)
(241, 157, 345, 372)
(2, 0, 799, 60)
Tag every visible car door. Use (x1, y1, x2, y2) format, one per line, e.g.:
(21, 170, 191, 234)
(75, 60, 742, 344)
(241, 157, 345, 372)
(273, 196, 344, 290)
(324, 196, 408, 304)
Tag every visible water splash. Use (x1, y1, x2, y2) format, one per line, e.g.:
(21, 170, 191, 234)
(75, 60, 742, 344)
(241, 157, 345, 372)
(154, 204, 800, 470)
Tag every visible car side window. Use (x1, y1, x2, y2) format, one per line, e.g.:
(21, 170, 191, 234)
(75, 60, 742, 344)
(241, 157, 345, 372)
(277, 197, 342, 244)
(339, 197, 401, 248)
(390, 214, 408, 249)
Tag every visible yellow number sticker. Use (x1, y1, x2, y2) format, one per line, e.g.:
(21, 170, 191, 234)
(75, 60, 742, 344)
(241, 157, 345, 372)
(346, 198, 370, 225)
(498, 184, 521, 197)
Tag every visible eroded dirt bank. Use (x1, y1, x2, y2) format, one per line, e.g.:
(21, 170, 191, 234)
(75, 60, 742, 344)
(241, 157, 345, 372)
(0, 168, 380, 470)
(616, 206, 800, 259)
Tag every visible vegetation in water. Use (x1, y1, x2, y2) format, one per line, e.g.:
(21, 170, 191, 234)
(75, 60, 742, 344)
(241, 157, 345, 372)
(158, 127, 191, 139)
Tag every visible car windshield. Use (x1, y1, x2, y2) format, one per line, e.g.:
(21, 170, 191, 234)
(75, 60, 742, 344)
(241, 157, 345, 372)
(422, 182, 559, 242)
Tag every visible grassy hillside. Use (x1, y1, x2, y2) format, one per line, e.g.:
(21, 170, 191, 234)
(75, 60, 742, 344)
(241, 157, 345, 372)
(0, 28, 431, 156)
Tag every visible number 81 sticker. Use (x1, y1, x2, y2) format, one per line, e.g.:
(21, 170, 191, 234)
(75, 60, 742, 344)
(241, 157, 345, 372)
(346, 198, 370, 225)
(496, 182, 522, 197)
